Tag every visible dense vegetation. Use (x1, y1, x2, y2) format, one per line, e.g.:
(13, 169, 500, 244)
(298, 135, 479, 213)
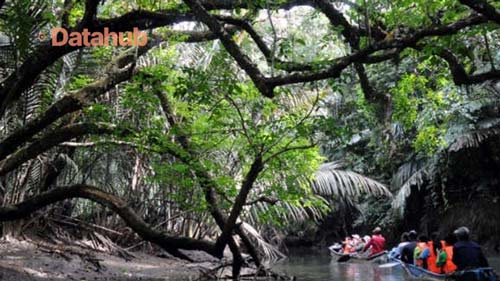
(0, 0, 499, 279)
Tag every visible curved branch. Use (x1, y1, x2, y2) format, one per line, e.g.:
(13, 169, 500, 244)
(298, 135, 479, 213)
(183, 0, 273, 97)
(0, 11, 192, 118)
(151, 83, 260, 273)
(0, 184, 217, 260)
(311, 0, 385, 107)
(459, 0, 500, 24)
(0, 43, 156, 162)
(188, 1, 489, 97)
(439, 48, 500, 85)
(266, 14, 488, 89)
(0, 122, 124, 177)
(216, 16, 316, 72)
(215, 156, 263, 253)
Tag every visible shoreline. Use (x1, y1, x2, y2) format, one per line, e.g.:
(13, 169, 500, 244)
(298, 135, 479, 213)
(0, 238, 219, 281)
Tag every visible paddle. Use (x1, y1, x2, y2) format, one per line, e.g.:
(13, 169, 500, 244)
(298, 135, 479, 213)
(379, 261, 402, 268)
(337, 254, 351, 262)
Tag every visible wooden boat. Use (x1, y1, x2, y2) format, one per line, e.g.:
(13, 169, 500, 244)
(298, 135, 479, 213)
(390, 257, 446, 281)
(388, 257, 498, 281)
(329, 247, 388, 262)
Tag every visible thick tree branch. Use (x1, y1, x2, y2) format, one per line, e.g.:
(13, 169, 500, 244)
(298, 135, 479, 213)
(199, 0, 310, 10)
(216, 16, 308, 72)
(183, 0, 273, 97)
(0, 43, 156, 162)
(215, 156, 263, 253)
(439, 48, 500, 85)
(313, 0, 391, 110)
(363, 49, 402, 64)
(314, 0, 359, 45)
(188, 0, 489, 97)
(0, 184, 217, 260)
(0, 11, 192, 118)
(152, 83, 264, 275)
(266, 14, 488, 89)
(0, 122, 124, 177)
(0, 1, 491, 114)
(459, 0, 500, 24)
(161, 25, 239, 42)
(244, 196, 278, 206)
(314, 0, 385, 42)
(218, 15, 400, 73)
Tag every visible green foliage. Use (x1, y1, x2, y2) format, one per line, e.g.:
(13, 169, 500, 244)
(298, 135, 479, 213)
(67, 1, 85, 26)
(413, 125, 446, 155)
(103, 43, 330, 225)
(83, 103, 112, 122)
(67, 74, 93, 91)
(391, 74, 424, 130)
(92, 46, 115, 62)
(1, 0, 48, 59)
(375, 0, 466, 28)
(2, 0, 498, 250)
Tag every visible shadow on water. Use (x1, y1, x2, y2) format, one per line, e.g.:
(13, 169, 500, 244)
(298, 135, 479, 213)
(273, 248, 500, 281)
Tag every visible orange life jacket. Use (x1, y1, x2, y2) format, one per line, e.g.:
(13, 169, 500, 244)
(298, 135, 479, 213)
(443, 245, 457, 273)
(343, 239, 354, 254)
(415, 242, 429, 268)
(427, 241, 440, 273)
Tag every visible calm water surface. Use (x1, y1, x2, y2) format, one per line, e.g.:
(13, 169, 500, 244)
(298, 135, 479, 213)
(273, 248, 500, 281)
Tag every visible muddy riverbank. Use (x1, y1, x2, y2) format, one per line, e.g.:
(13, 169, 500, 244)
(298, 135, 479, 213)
(0, 238, 227, 280)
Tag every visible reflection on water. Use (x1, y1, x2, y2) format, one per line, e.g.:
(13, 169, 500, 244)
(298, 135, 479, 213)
(273, 248, 500, 281)
(328, 261, 407, 281)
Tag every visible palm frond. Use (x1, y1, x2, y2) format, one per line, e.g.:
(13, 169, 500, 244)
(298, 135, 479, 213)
(244, 162, 390, 227)
(55, 50, 83, 98)
(390, 159, 426, 190)
(390, 164, 430, 217)
(240, 222, 286, 263)
(311, 162, 391, 198)
(448, 127, 500, 152)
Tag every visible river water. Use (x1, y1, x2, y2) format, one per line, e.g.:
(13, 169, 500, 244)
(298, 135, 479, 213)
(274, 248, 500, 281)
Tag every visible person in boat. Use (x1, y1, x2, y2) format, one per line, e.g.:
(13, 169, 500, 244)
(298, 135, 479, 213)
(414, 235, 430, 269)
(401, 230, 418, 264)
(433, 235, 459, 274)
(362, 227, 386, 256)
(342, 235, 355, 254)
(360, 235, 372, 254)
(363, 235, 371, 244)
(427, 232, 442, 274)
(424, 233, 449, 274)
(442, 234, 458, 273)
(435, 237, 447, 273)
(352, 234, 365, 252)
(388, 232, 409, 259)
(452, 226, 489, 271)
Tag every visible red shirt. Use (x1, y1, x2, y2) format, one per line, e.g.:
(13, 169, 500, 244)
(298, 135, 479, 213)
(364, 234, 386, 255)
